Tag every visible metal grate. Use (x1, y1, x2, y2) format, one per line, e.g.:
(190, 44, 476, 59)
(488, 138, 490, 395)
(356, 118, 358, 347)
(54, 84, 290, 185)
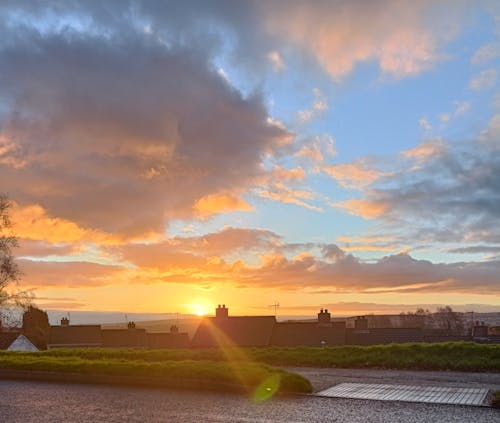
(315, 383, 490, 406)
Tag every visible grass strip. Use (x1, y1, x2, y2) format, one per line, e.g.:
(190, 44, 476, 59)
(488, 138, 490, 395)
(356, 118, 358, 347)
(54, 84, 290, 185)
(6, 342, 499, 372)
(0, 354, 312, 394)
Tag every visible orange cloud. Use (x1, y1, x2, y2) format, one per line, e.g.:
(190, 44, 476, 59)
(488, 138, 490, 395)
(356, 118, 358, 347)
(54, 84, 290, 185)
(11, 203, 121, 244)
(335, 234, 399, 253)
(334, 199, 388, 219)
(194, 193, 253, 218)
(402, 140, 445, 163)
(263, 1, 459, 78)
(272, 166, 305, 182)
(257, 183, 322, 212)
(297, 88, 328, 123)
(0, 135, 27, 169)
(296, 135, 336, 166)
(323, 160, 384, 189)
(19, 259, 126, 288)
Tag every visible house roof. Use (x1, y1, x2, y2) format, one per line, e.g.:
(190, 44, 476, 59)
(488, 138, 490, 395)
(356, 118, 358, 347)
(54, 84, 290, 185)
(48, 325, 102, 347)
(191, 316, 276, 347)
(270, 321, 346, 347)
(7, 334, 39, 351)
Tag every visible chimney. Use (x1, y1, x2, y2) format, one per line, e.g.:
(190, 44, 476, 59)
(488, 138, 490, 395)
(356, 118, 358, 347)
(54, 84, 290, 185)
(127, 321, 136, 329)
(61, 317, 70, 326)
(354, 316, 368, 330)
(215, 304, 229, 320)
(318, 308, 331, 324)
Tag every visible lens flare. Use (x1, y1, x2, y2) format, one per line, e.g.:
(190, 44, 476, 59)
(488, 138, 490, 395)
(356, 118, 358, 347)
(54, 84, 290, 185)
(252, 373, 281, 403)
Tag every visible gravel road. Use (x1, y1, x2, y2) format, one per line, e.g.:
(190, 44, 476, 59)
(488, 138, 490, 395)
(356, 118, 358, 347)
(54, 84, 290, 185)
(1, 379, 499, 423)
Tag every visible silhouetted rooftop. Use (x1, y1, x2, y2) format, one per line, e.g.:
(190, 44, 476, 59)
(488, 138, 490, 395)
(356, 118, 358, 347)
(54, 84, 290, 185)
(191, 316, 276, 347)
(270, 321, 346, 347)
(101, 328, 147, 348)
(0, 332, 20, 350)
(48, 325, 102, 348)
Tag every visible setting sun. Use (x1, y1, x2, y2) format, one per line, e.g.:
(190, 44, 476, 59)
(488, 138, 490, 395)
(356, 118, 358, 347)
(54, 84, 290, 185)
(189, 303, 210, 317)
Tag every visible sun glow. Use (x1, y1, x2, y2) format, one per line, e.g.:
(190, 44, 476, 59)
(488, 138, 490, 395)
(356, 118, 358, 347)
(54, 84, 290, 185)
(189, 303, 210, 316)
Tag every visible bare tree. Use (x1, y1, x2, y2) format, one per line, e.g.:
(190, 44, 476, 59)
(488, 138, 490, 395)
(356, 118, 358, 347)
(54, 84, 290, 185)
(434, 306, 464, 335)
(0, 194, 29, 324)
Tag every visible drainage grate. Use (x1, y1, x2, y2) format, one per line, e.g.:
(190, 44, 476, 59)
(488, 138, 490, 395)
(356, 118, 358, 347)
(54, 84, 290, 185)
(315, 383, 490, 406)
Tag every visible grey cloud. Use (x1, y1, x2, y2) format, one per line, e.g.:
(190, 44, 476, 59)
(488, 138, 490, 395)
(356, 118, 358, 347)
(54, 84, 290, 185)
(448, 246, 500, 254)
(0, 28, 287, 236)
(0, 0, 470, 79)
(16, 239, 78, 257)
(241, 252, 500, 294)
(321, 244, 346, 260)
(353, 137, 500, 245)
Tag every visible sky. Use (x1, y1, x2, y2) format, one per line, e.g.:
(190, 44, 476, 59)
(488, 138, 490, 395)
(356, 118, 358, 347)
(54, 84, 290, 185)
(0, 0, 499, 318)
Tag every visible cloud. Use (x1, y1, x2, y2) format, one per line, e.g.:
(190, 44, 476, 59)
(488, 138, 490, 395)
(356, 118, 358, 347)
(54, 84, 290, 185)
(11, 203, 120, 244)
(471, 43, 500, 65)
(194, 193, 253, 218)
(16, 239, 79, 258)
(261, 0, 463, 79)
(35, 301, 87, 310)
(418, 118, 432, 131)
(323, 159, 385, 189)
(239, 251, 500, 294)
(448, 245, 500, 254)
(271, 166, 306, 182)
(297, 88, 328, 123)
(454, 101, 471, 117)
(296, 135, 336, 165)
(469, 69, 498, 90)
(15, 225, 500, 295)
(0, 26, 288, 237)
(19, 259, 126, 288)
(334, 198, 389, 219)
(272, 301, 500, 314)
(2, 0, 467, 81)
(111, 227, 282, 267)
(337, 115, 500, 245)
(267, 50, 285, 72)
(401, 139, 445, 166)
(256, 183, 322, 212)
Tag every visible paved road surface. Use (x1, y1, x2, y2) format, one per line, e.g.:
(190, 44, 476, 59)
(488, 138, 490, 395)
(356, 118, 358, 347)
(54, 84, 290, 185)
(1, 379, 499, 422)
(286, 367, 500, 392)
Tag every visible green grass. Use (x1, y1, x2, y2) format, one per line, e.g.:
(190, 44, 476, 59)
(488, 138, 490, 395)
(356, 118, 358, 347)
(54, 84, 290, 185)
(9, 342, 500, 372)
(0, 352, 312, 395)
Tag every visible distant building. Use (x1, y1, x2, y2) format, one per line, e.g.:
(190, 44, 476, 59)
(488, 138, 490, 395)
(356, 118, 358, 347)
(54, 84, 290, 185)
(192, 305, 346, 348)
(270, 308, 346, 347)
(146, 325, 190, 349)
(48, 318, 190, 349)
(102, 322, 147, 348)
